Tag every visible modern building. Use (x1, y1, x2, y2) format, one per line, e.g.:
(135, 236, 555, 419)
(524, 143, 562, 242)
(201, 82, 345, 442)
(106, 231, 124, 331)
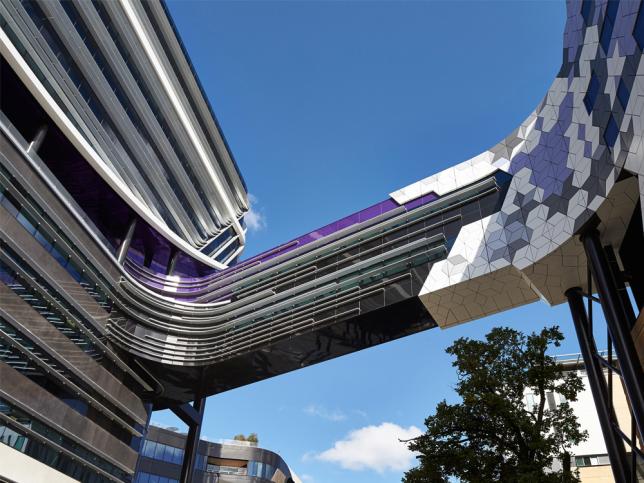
(533, 354, 643, 482)
(135, 426, 300, 483)
(0, 0, 642, 482)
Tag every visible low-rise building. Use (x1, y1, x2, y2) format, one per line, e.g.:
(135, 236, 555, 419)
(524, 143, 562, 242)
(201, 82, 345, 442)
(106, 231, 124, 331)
(531, 353, 643, 482)
(135, 426, 300, 483)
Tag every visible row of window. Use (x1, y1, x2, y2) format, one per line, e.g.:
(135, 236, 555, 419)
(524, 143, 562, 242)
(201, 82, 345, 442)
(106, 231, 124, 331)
(140, 439, 186, 466)
(524, 391, 567, 411)
(206, 464, 246, 476)
(201, 226, 234, 257)
(0, 398, 126, 482)
(19, 0, 181, 233)
(0, 424, 113, 483)
(141, 438, 279, 480)
(0, 185, 112, 310)
(0, 316, 137, 446)
(573, 454, 610, 467)
(91, 0, 220, 231)
(247, 460, 278, 480)
(204, 461, 277, 479)
(0, 259, 101, 360)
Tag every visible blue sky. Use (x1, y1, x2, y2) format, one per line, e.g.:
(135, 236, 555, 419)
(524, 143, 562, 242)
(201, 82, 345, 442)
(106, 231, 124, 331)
(154, 2, 601, 482)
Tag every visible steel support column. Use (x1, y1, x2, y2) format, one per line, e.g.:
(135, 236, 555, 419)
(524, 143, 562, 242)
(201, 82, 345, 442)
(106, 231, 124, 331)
(166, 247, 179, 276)
(566, 288, 631, 483)
(176, 396, 206, 483)
(117, 218, 137, 265)
(26, 125, 47, 154)
(581, 229, 644, 438)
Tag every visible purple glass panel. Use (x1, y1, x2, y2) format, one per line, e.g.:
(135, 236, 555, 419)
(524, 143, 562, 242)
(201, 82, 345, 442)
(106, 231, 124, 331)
(126, 191, 440, 297)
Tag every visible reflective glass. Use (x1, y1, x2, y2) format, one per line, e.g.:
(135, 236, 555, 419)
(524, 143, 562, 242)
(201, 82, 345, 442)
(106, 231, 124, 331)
(154, 441, 165, 460)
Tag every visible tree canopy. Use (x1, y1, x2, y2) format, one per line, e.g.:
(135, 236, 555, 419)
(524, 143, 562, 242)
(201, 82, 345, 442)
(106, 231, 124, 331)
(403, 326, 587, 483)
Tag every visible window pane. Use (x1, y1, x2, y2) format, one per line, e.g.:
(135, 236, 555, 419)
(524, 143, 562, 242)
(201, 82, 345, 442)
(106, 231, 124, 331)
(155, 442, 165, 460)
(144, 441, 155, 458)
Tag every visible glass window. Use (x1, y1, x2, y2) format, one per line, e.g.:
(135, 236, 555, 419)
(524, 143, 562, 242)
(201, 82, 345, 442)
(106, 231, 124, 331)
(0, 194, 19, 217)
(143, 441, 155, 458)
(154, 442, 167, 460)
(575, 456, 591, 467)
(16, 212, 36, 235)
(162, 444, 174, 463)
(168, 446, 177, 464)
(34, 230, 51, 249)
(178, 448, 185, 465)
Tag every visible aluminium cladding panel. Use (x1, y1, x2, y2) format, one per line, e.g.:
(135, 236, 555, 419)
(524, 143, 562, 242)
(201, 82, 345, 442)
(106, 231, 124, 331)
(0, 0, 209, 244)
(140, 0, 248, 209)
(413, 1, 644, 327)
(0, 361, 139, 474)
(0, 199, 109, 327)
(0, 128, 124, 286)
(0, 282, 147, 425)
(34, 0, 207, 243)
(0, 0, 247, 253)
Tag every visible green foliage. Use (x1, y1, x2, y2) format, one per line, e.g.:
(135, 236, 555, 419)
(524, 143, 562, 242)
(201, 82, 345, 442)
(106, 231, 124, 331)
(403, 326, 587, 483)
(233, 433, 259, 443)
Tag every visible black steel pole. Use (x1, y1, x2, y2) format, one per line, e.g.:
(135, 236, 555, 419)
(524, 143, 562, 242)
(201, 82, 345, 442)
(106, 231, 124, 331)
(179, 396, 206, 483)
(566, 288, 631, 483)
(581, 229, 644, 438)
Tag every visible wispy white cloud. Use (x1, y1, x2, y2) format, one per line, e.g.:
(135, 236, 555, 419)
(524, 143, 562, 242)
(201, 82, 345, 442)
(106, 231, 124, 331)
(352, 409, 368, 419)
(304, 404, 347, 422)
(301, 451, 316, 463)
(245, 193, 266, 232)
(315, 422, 421, 473)
(299, 474, 314, 482)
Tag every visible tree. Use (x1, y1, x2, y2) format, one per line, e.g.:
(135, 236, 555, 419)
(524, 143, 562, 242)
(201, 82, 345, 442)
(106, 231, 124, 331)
(233, 433, 259, 444)
(403, 326, 587, 483)
(246, 433, 259, 443)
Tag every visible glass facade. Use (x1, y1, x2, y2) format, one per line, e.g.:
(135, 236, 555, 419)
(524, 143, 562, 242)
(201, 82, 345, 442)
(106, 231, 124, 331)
(0, 181, 112, 310)
(0, 259, 102, 359)
(246, 460, 278, 479)
(135, 426, 296, 483)
(134, 472, 179, 483)
(0, 398, 127, 482)
(140, 440, 185, 466)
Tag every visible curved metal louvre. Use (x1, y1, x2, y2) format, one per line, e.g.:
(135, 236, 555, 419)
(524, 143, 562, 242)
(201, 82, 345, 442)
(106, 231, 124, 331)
(0, 0, 248, 261)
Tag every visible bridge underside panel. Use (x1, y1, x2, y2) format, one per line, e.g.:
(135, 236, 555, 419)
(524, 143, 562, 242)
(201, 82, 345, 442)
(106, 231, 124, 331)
(143, 297, 436, 407)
